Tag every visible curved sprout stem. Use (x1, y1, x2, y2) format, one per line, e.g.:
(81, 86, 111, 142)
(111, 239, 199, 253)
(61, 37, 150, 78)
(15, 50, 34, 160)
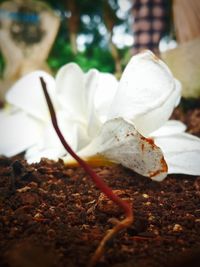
(40, 77, 134, 267)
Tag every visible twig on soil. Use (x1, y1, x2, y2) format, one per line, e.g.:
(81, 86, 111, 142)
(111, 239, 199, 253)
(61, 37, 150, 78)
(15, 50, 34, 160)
(40, 77, 133, 267)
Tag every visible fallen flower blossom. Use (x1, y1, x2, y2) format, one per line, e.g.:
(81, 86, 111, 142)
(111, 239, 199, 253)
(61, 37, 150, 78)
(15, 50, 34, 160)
(0, 50, 200, 181)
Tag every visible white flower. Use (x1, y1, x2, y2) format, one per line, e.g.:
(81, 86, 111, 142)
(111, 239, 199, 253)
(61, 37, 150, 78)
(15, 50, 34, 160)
(0, 50, 200, 181)
(0, 64, 117, 161)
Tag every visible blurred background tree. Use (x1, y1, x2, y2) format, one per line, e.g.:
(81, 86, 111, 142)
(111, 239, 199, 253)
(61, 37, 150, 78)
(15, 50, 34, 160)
(0, 0, 133, 76)
(45, 0, 133, 75)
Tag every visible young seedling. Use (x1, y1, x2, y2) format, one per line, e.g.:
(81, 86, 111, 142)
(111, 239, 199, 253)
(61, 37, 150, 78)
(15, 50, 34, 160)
(40, 77, 133, 267)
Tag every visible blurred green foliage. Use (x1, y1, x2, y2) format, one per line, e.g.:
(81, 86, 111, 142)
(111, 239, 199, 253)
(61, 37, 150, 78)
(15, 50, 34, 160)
(47, 34, 131, 74)
(47, 34, 116, 74)
(46, 0, 129, 74)
(0, 52, 5, 78)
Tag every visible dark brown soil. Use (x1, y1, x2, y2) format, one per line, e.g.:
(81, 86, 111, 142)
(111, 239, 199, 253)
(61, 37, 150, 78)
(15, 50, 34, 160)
(0, 105, 200, 267)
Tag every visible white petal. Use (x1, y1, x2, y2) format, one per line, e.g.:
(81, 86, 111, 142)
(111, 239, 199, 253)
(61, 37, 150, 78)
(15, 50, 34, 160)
(84, 69, 103, 138)
(150, 120, 186, 138)
(132, 80, 181, 136)
(25, 111, 89, 163)
(94, 72, 118, 122)
(6, 71, 56, 121)
(55, 63, 86, 120)
(0, 110, 42, 157)
(85, 70, 118, 139)
(167, 152, 200, 175)
(56, 64, 104, 139)
(75, 118, 168, 181)
(108, 51, 181, 136)
(154, 133, 200, 175)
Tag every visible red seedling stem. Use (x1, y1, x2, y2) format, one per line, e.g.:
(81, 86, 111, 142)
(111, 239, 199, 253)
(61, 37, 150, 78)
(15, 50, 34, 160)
(40, 77, 133, 266)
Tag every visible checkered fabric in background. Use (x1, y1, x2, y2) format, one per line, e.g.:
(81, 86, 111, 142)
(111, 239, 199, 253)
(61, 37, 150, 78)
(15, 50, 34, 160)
(132, 0, 169, 55)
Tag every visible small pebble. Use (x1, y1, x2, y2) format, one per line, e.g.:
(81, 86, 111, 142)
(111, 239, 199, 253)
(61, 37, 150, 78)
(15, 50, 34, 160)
(173, 224, 183, 232)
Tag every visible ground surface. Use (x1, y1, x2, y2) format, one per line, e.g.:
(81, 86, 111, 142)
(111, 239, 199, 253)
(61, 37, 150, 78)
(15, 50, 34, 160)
(0, 105, 200, 267)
